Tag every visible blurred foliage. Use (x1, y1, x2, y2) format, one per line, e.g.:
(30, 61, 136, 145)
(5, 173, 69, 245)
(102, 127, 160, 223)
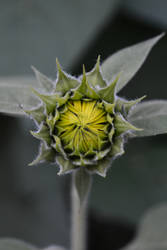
(0, 0, 167, 250)
(123, 0, 167, 28)
(0, 238, 65, 250)
(124, 203, 167, 249)
(0, 0, 119, 76)
(1, 203, 167, 249)
(91, 135, 167, 223)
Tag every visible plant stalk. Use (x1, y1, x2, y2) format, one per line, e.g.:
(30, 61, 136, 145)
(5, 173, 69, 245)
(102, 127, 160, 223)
(71, 171, 90, 250)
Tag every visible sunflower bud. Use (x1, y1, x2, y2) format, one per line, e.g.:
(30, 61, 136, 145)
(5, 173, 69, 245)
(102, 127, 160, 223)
(27, 57, 143, 177)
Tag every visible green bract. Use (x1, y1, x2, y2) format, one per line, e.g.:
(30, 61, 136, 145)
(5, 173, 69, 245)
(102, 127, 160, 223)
(27, 56, 144, 177)
(22, 33, 164, 177)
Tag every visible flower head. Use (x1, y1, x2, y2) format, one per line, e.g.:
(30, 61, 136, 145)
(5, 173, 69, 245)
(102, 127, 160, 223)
(27, 56, 143, 177)
(56, 100, 108, 154)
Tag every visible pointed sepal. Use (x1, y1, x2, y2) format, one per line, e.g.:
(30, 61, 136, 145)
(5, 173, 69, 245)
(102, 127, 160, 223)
(24, 105, 45, 125)
(86, 55, 107, 88)
(31, 123, 51, 145)
(32, 88, 69, 114)
(71, 66, 99, 100)
(56, 155, 77, 175)
(107, 113, 114, 124)
(94, 147, 111, 161)
(108, 126, 115, 142)
(95, 158, 111, 177)
(52, 135, 67, 158)
(29, 142, 55, 166)
(87, 158, 111, 177)
(31, 66, 54, 92)
(98, 75, 119, 103)
(72, 155, 96, 167)
(55, 58, 79, 95)
(46, 111, 60, 133)
(103, 102, 115, 114)
(116, 96, 146, 116)
(109, 137, 125, 158)
(114, 114, 142, 136)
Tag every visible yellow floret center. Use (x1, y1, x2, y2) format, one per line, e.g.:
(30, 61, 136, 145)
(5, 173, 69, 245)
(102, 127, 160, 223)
(56, 100, 108, 154)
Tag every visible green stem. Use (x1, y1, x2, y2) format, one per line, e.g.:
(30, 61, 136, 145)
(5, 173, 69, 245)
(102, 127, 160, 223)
(71, 169, 91, 250)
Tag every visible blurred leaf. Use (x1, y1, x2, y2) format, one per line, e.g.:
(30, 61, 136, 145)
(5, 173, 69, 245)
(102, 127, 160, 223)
(91, 135, 167, 223)
(123, 0, 167, 29)
(0, 239, 66, 250)
(43, 246, 65, 250)
(123, 203, 167, 250)
(0, 0, 120, 75)
(101, 33, 164, 92)
(0, 77, 40, 115)
(0, 76, 41, 88)
(0, 239, 37, 250)
(128, 100, 167, 136)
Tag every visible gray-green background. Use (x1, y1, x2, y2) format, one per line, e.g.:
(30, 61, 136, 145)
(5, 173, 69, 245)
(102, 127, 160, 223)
(0, 0, 167, 249)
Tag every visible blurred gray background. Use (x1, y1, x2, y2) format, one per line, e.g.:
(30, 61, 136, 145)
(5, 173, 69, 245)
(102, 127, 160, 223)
(0, 1, 167, 250)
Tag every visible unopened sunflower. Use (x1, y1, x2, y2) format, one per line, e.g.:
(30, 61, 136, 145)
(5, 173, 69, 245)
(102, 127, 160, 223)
(25, 56, 145, 177)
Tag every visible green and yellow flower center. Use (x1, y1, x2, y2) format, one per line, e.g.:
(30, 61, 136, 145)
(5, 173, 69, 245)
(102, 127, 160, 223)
(56, 100, 109, 154)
